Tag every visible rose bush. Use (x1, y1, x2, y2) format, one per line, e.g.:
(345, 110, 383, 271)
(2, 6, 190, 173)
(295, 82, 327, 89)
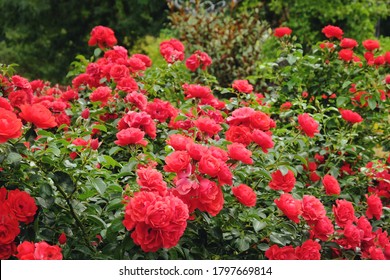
(0, 24, 389, 260)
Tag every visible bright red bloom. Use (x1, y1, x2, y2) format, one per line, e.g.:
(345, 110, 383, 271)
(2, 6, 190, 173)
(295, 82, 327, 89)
(232, 184, 257, 207)
(198, 153, 221, 177)
(340, 38, 358, 49)
(296, 239, 321, 260)
(322, 174, 341, 195)
(265, 245, 298, 260)
(274, 193, 302, 223)
(6, 189, 37, 224)
(117, 77, 139, 93)
(338, 49, 354, 62)
(185, 50, 212, 71)
(146, 99, 176, 123)
(117, 111, 156, 139)
(58, 233, 67, 245)
(269, 170, 296, 193)
(114, 127, 148, 146)
(298, 113, 319, 137)
(333, 199, 356, 228)
(89, 86, 112, 105)
(197, 178, 224, 216)
(182, 84, 213, 99)
(19, 103, 57, 129)
(137, 167, 167, 196)
(186, 142, 208, 161)
(164, 151, 191, 173)
(160, 39, 185, 63)
(227, 143, 253, 164)
(280, 101, 292, 111)
(252, 129, 274, 153)
(274, 27, 292, 38)
(322, 25, 343, 39)
(362, 39, 380, 51)
(0, 108, 23, 143)
(15, 241, 35, 260)
(301, 195, 326, 224)
(250, 111, 273, 131)
(232, 79, 253, 93)
(0, 211, 20, 245)
(366, 194, 383, 220)
(166, 134, 192, 151)
(109, 64, 129, 82)
(225, 125, 252, 146)
(310, 217, 334, 241)
(88, 26, 117, 49)
(34, 241, 63, 260)
(194, 116, 222, 137)
(0, 97, 13, 111)
(0, 242, 16, 260)
(340, 109, 363, 123)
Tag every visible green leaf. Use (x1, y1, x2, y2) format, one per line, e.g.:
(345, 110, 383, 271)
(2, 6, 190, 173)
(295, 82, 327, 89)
(94, 48, 102, 57)
(368, 98, 377, 110)
(235, 237, 250, 252)
(252, 219, 267, 233)
(278, 165, 289, 176)
(5, 152, 23, 164)
(89, 178, 107, 195)
(270, 233, 288, 246)
(87, 214, 107, 229)
(336, 96, 349, 107)
(50, 171, 75, 194)
(92, 124, 107, 132)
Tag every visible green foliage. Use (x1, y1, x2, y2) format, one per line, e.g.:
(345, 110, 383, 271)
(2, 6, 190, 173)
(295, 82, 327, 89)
(264, 0, 389, 50)
(168, 1, 269, 87)
(0, 0, 168, 83)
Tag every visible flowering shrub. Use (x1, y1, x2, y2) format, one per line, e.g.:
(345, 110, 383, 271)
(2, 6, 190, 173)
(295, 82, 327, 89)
(0, 24, 389, 260)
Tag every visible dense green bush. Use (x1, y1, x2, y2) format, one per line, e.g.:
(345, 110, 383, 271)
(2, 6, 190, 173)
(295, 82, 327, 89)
(168, 0, 269, 87)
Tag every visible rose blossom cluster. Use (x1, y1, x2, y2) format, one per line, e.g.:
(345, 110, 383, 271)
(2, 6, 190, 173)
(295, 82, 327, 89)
(0, 187, 37, 259)
(15, 241, 62, 260)
(122, 190, 189, 252)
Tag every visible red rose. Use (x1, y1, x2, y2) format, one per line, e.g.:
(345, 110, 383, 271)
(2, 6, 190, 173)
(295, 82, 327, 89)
(369, 247, 386, 260)
(197, 178, 224, 216)
(385, 75, 390, 84)
(109, 64, 129, 82)
(0, 108, 23, 143)
(269, 170, 296, 193)
(362, 39, 380, 51)
(250, 111, 273, 131)
(123, 192, 157, 229)
(186, 142, 208, 161)
(333, 199, 356, 228)
(58, 233, 67, 245)
(301, 195, 326, 224)
(340, 109, 363, 123)
(185, 53, 200, 72)
(6, 189, 37, 224)
(209, 146, 229, 162)
(182, 84, 213, 99)
(114, 127, 148, 146)
(89, 86, 112, 105)
(322, 174, 341, 195)
(341, 222, 361, 249)
(194, 116, 222, 137)
(310, 217, 334, 241)
(217, 163, 233, 186)
(280, 101, 292, 111)
(356, 216, 373, 239)
(252, 129, 274, 153)
(8, 90, 32, 108)
(298, 113, 319, 137)
(366, 194, 382, 220)
(310, 171, 321, 182)
(232, 184, 257, 207)
(0, 242, 16, 260)
(265, 245, 298, 260)
(88, 25, 117, 49)
(128, 56, 147, 73)
(34, 241, 63, 260)
(0, 187, 7, 202)
(117, 111, 156, 139)
(185, 50, 211, 72)
(232, 79, 253, 94)
(0, 212, 20, 245)
(338, 49, 354, 61)
(166, 134, 192, 151)
(321, 25, 343, 39)
(132, 54, 152, 68)
(164, 151, 191, 173)
(226, 125, 252, 146)
(227, 107, 255, 126)
(296, 239, 321, 260)
(117, 77, 139, 93)
(137, 167, 167, 196)
(16, 241, 35, 260)
(227, 143, 253, 164)
(131, 223, 163, 252)
(274, 193, 302, 223)
(0, 97, 13, 111)
(198, 153, 221, 177)
(274, 27, 292, 38)
(160, 39, 185, 63)
(146, 99, 176, 123)
(19, 103, 57, 129)
(340, 38, 358, 49)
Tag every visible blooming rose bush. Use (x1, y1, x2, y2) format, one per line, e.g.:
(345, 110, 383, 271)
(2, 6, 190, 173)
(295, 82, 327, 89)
(0, 24, 389, 260)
